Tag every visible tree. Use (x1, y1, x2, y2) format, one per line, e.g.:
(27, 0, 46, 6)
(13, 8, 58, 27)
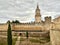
(7, 20, 11, 23)
(12, 20, 15, 23)
(26, 31, 28, 39)
(12, 20, 20, 23)
(15, 20, 20, 23)
(7, 21, 12, 45)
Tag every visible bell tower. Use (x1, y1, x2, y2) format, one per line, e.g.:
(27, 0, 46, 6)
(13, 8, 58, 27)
(35, 4, 41, 23)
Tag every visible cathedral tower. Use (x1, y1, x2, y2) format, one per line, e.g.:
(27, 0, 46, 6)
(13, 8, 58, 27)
(35, 4, 41, 23)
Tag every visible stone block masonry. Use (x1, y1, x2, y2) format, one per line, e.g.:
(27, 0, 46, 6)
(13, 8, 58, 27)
(50, 29, 60, 45)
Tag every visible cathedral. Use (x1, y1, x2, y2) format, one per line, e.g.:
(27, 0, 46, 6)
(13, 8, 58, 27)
(0, 4, 60, 32)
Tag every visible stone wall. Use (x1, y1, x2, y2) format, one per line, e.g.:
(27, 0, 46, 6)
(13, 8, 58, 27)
(50, 29, 60, 45)
(0, 23, 52, 31)
(12, 24, 44, 30)
(54, 23, 60, 29)
(0, 24, 8, 31)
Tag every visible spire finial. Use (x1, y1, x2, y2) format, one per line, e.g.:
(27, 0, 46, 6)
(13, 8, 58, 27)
(37, 3, 39, 9)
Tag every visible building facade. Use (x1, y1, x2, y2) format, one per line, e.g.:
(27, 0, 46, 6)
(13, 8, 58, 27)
(0, 4, 60, 31)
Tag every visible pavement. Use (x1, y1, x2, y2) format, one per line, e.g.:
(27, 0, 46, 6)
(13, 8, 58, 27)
(15, 36, 21, 45)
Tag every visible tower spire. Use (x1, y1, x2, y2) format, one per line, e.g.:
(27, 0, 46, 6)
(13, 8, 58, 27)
(36, 3, 40, 14)
(37, 3, 39, 9)
(35, 3, 41, 23)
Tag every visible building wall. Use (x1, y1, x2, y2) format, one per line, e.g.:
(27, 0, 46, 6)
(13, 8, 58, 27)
(45, 16, 51, 24)
(0, 24, 8, 31)
(0, 23, 52, 31)
(50, 29, 60, 45)
(35, 16, 41, 23)
(11, 24, 44, 30)
(53, 16, 60, 30)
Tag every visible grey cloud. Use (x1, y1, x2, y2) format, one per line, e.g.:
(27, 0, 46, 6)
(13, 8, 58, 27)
(39, 0, 60, 12)
(0, 0, 60, 23)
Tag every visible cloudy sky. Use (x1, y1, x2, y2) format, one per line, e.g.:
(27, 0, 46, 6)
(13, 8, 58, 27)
(0, 0, 60, 23)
